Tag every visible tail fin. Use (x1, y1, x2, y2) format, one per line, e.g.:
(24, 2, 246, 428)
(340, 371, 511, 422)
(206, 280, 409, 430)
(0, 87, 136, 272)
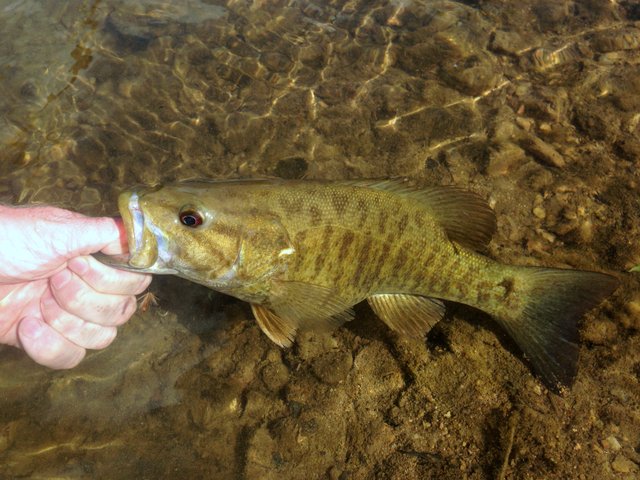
(494, 268, 618, 392)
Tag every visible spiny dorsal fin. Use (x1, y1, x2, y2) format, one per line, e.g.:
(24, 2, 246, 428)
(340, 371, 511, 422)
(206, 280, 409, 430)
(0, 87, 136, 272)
(368, 294, 445, 337)
(346, 180, 497, 250)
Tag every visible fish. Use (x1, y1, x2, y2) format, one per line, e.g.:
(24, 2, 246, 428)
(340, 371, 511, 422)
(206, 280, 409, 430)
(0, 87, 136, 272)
(95, 179, 618, 391)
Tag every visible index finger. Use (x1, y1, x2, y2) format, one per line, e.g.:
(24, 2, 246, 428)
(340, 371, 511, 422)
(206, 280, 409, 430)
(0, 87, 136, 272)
(67, 255, 151, 295)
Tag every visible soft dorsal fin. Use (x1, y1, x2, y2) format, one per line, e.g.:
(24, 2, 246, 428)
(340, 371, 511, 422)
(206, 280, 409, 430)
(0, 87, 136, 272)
(367, 294, 445, 337)
(417, 185, 497, 249)
(346, 180, 497, 250)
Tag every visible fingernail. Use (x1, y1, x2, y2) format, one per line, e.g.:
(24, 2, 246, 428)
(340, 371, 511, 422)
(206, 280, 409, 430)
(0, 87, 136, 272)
(51, 269, 72, 289)
(69, 257, 90, 276)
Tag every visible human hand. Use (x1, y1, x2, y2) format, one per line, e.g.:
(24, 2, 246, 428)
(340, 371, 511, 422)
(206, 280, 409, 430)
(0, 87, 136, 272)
(0, 205, 151, 368)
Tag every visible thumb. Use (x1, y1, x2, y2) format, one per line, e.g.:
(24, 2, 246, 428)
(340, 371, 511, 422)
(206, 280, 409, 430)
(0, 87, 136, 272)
(93, 217, 129, 255)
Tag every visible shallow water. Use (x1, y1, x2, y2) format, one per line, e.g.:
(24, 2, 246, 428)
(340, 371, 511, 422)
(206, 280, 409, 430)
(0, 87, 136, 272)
(1, 1, 639, 478)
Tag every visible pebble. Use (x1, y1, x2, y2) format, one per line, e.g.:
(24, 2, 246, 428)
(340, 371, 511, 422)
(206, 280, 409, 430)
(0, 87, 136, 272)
(515, 116, 534, 131)
(601, 435, 621, 451)
(486, 143, 526, 177)
(311, 351, 353, 385)
(295, 331, 340, 361)
(537, 228, 556, 243)
(611, 454, 636, 474)
(79, 187, 102, 207)
(532, 206, 546, 219)
(260, 51, 293, 73)
(591, 28, 640, 53)
(244, 426, 278, 476)
(624, 300, 640, 317)
(261, 359, 290, 392)
(243, 390, 282, 420)
(491, 29, 526, 55)
(353, 343, 405, 403)
(189, 397, 219, 429)
(579, 219, 593, 243)
(518, 132, 566, 168)
(527, 237, 548, 255)
(538, 122, 552, 133)
(620, 298, 640, 330)
(581, 319, 618, 345)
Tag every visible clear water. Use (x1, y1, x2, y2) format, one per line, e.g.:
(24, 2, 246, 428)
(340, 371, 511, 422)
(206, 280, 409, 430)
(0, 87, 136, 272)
(1, 1, 639, 478)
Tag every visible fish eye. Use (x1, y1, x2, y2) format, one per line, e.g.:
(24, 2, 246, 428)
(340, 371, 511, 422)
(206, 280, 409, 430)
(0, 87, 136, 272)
(179, 209, 203, 228)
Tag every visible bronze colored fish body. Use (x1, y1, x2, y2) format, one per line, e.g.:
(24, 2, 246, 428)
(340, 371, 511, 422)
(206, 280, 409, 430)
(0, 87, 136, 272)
(102, 179, 618, 390)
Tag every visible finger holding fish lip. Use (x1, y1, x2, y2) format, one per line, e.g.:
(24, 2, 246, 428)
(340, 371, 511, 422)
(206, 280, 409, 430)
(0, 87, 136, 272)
(68, 255, 152, 296)
(50, 267, 138, 327)
(99, 216, 133, 256)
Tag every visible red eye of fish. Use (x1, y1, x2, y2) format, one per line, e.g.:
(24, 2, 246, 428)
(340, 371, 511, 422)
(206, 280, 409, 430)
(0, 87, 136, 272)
(179, 210, 203, 227)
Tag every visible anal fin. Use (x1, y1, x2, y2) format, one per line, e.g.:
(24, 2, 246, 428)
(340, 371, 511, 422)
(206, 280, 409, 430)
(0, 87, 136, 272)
(251, 304, 297, 347)
(367, 294, 445, 337)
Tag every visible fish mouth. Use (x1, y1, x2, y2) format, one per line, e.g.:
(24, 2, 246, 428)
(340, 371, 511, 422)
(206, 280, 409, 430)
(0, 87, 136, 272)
(120, 191, 147, 265)
(93, 191, 175, 274)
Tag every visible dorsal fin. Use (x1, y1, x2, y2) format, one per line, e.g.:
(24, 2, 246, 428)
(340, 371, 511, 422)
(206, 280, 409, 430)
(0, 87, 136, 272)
(416, 185, 497, 249)
(345, 180, 497, 250)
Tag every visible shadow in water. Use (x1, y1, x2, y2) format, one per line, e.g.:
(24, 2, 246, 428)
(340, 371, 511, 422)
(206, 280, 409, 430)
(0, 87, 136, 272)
(147, 274, 230, 337)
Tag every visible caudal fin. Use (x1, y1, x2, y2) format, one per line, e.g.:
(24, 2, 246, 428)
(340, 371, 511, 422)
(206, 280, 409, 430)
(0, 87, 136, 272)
(494, 268, 618, 392)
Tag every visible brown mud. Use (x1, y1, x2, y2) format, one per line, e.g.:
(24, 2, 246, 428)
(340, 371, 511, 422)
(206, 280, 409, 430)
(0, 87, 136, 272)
(0, 1, 639, 478)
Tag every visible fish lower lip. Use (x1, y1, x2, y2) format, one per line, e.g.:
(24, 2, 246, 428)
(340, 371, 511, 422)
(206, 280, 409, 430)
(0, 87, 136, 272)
(93, 252, 173, 273)
(129, 192, 144, 256)
(92, 252, 147, 271)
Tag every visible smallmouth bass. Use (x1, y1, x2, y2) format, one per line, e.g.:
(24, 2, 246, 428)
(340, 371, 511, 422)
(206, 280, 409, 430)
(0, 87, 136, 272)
(97, 179, 618, 391)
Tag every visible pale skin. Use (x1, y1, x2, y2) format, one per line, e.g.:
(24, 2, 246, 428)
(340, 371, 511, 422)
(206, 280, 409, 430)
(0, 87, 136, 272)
(0, 205, 151, 369)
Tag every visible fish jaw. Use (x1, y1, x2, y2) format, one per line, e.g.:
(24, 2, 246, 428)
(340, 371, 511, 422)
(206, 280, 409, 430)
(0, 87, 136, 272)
(118, 191, 156, 268)
(95, 191, 178, 274)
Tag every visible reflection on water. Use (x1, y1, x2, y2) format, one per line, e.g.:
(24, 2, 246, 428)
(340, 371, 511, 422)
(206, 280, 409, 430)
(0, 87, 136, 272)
(1, 0, 640, 478)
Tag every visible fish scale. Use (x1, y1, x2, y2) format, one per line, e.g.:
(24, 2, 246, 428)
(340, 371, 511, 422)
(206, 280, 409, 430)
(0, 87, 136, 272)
(275, 185, 438, 295)
(96, 178, 618, 392)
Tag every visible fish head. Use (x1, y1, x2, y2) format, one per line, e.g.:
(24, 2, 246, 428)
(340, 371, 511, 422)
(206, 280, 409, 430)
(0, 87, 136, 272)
(114, 181, 294, 288)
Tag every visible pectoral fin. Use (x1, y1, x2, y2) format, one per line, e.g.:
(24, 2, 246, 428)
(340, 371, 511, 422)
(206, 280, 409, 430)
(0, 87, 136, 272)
(250, 282, 356, 347)
(367, 294, 445, 337)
